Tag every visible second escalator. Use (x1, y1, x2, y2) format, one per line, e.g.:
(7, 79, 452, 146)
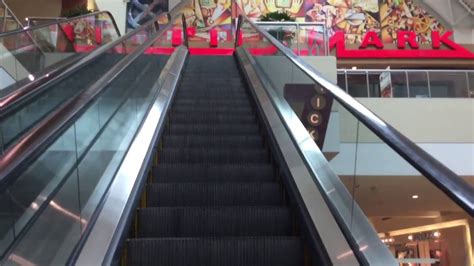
(0, 53, 124, 153)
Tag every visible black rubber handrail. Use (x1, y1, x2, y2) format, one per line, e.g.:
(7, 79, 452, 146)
(236, 15, 474, 215)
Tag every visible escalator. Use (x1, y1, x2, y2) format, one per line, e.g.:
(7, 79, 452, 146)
(0, 10, 120, 96)
(0, 11, 122, 153)
(0, 53, 124, 152)
(0, 1, 472, 265)
(126, 56, 309, 265)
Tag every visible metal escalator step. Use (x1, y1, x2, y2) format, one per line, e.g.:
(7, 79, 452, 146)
(177, 95, 249, 101)
(146, 183, 282, 206)
(127, 237, 303, 266)
(180, 76, 243, 82)
(178, 88, 246, 93)
(171, 105, 252, 113)
(179, 79, 245, 85)
(161, 135, 262, 148)
(175, 94, 249, 100)
(173, 99, 251, 105)
(178, 86, 246, 92)
(158, 148, 268, 164)
(172, 100, 250, 108)
(169, 113, 255, 124)
(167, 124, 259, 135)
(153, 164, 274, 182)
(137, 206, 291, 237)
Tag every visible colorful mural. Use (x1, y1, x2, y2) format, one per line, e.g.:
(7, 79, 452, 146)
(304, 0, 380, 44)
(183, 0, 233, 30)
(379, 0, 446, 44)
(234, 0, 446, 45)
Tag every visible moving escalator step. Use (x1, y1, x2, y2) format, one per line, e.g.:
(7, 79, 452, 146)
(173, 98, 251, 105)
(127, 237, 303, 266)
(126, 56, 305, 265)
(137, 206, 292, 237)
(171, 105, 253, 113)
(158, 148, 268, 164)
(152, 164, 275, 183)
(146, 183, 283, 206)
(176, 95, 250, 100)
(169, 114, 256, 124)
(167, 124, 260, 135)
(161, 135, 262, 148)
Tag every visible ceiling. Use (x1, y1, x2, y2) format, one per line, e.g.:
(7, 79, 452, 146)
(416, 0, 474, 29)
(338, 175, 474, 233)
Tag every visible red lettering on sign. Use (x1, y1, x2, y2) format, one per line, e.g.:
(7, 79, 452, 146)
(329, 31, 474, 59)
(397, 31, 419, 49)
(359, 31, 383, 49)
(432, 31, 462, 50)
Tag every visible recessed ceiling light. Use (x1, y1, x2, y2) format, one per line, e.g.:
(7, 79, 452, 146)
(412, 195, 419, 199)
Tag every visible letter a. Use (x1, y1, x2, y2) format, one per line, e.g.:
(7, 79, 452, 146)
(359, 32, 384, 49)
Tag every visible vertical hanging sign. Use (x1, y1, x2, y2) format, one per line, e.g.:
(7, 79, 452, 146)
(284, 84, 333, 149)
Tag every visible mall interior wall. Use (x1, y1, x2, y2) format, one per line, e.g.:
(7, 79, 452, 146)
(5, 0, 62, 22)
(94, 0, 127, 35)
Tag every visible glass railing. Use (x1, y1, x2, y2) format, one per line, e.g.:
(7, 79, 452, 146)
(255, 21, 328, 56)
(0, 52, 124, 154)
(0, 11, 182, 264)
(0, 11, 120, 94)
(338, 69, 473, 98)
(238, 15, 473, 265)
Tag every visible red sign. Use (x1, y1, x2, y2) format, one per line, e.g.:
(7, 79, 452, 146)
(330, 31, 474, 59)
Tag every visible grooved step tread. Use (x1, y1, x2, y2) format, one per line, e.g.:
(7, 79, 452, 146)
(158, 148, 268, 164)
(152, 164, 275, 182)
(127, 237, 303, 266)
(128, 56, 305, 266)
(166, 124, 260, 135)
(147, 183, 282, 206)
(137, 206, 292, 237)
(161, 135, 262, 148)
(173, 99, 251, 104)
(171, 106, 253, 113)
(168, 113, 256, 124)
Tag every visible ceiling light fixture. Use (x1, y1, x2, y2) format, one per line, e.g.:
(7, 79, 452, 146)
(411, 195, 419, 199)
